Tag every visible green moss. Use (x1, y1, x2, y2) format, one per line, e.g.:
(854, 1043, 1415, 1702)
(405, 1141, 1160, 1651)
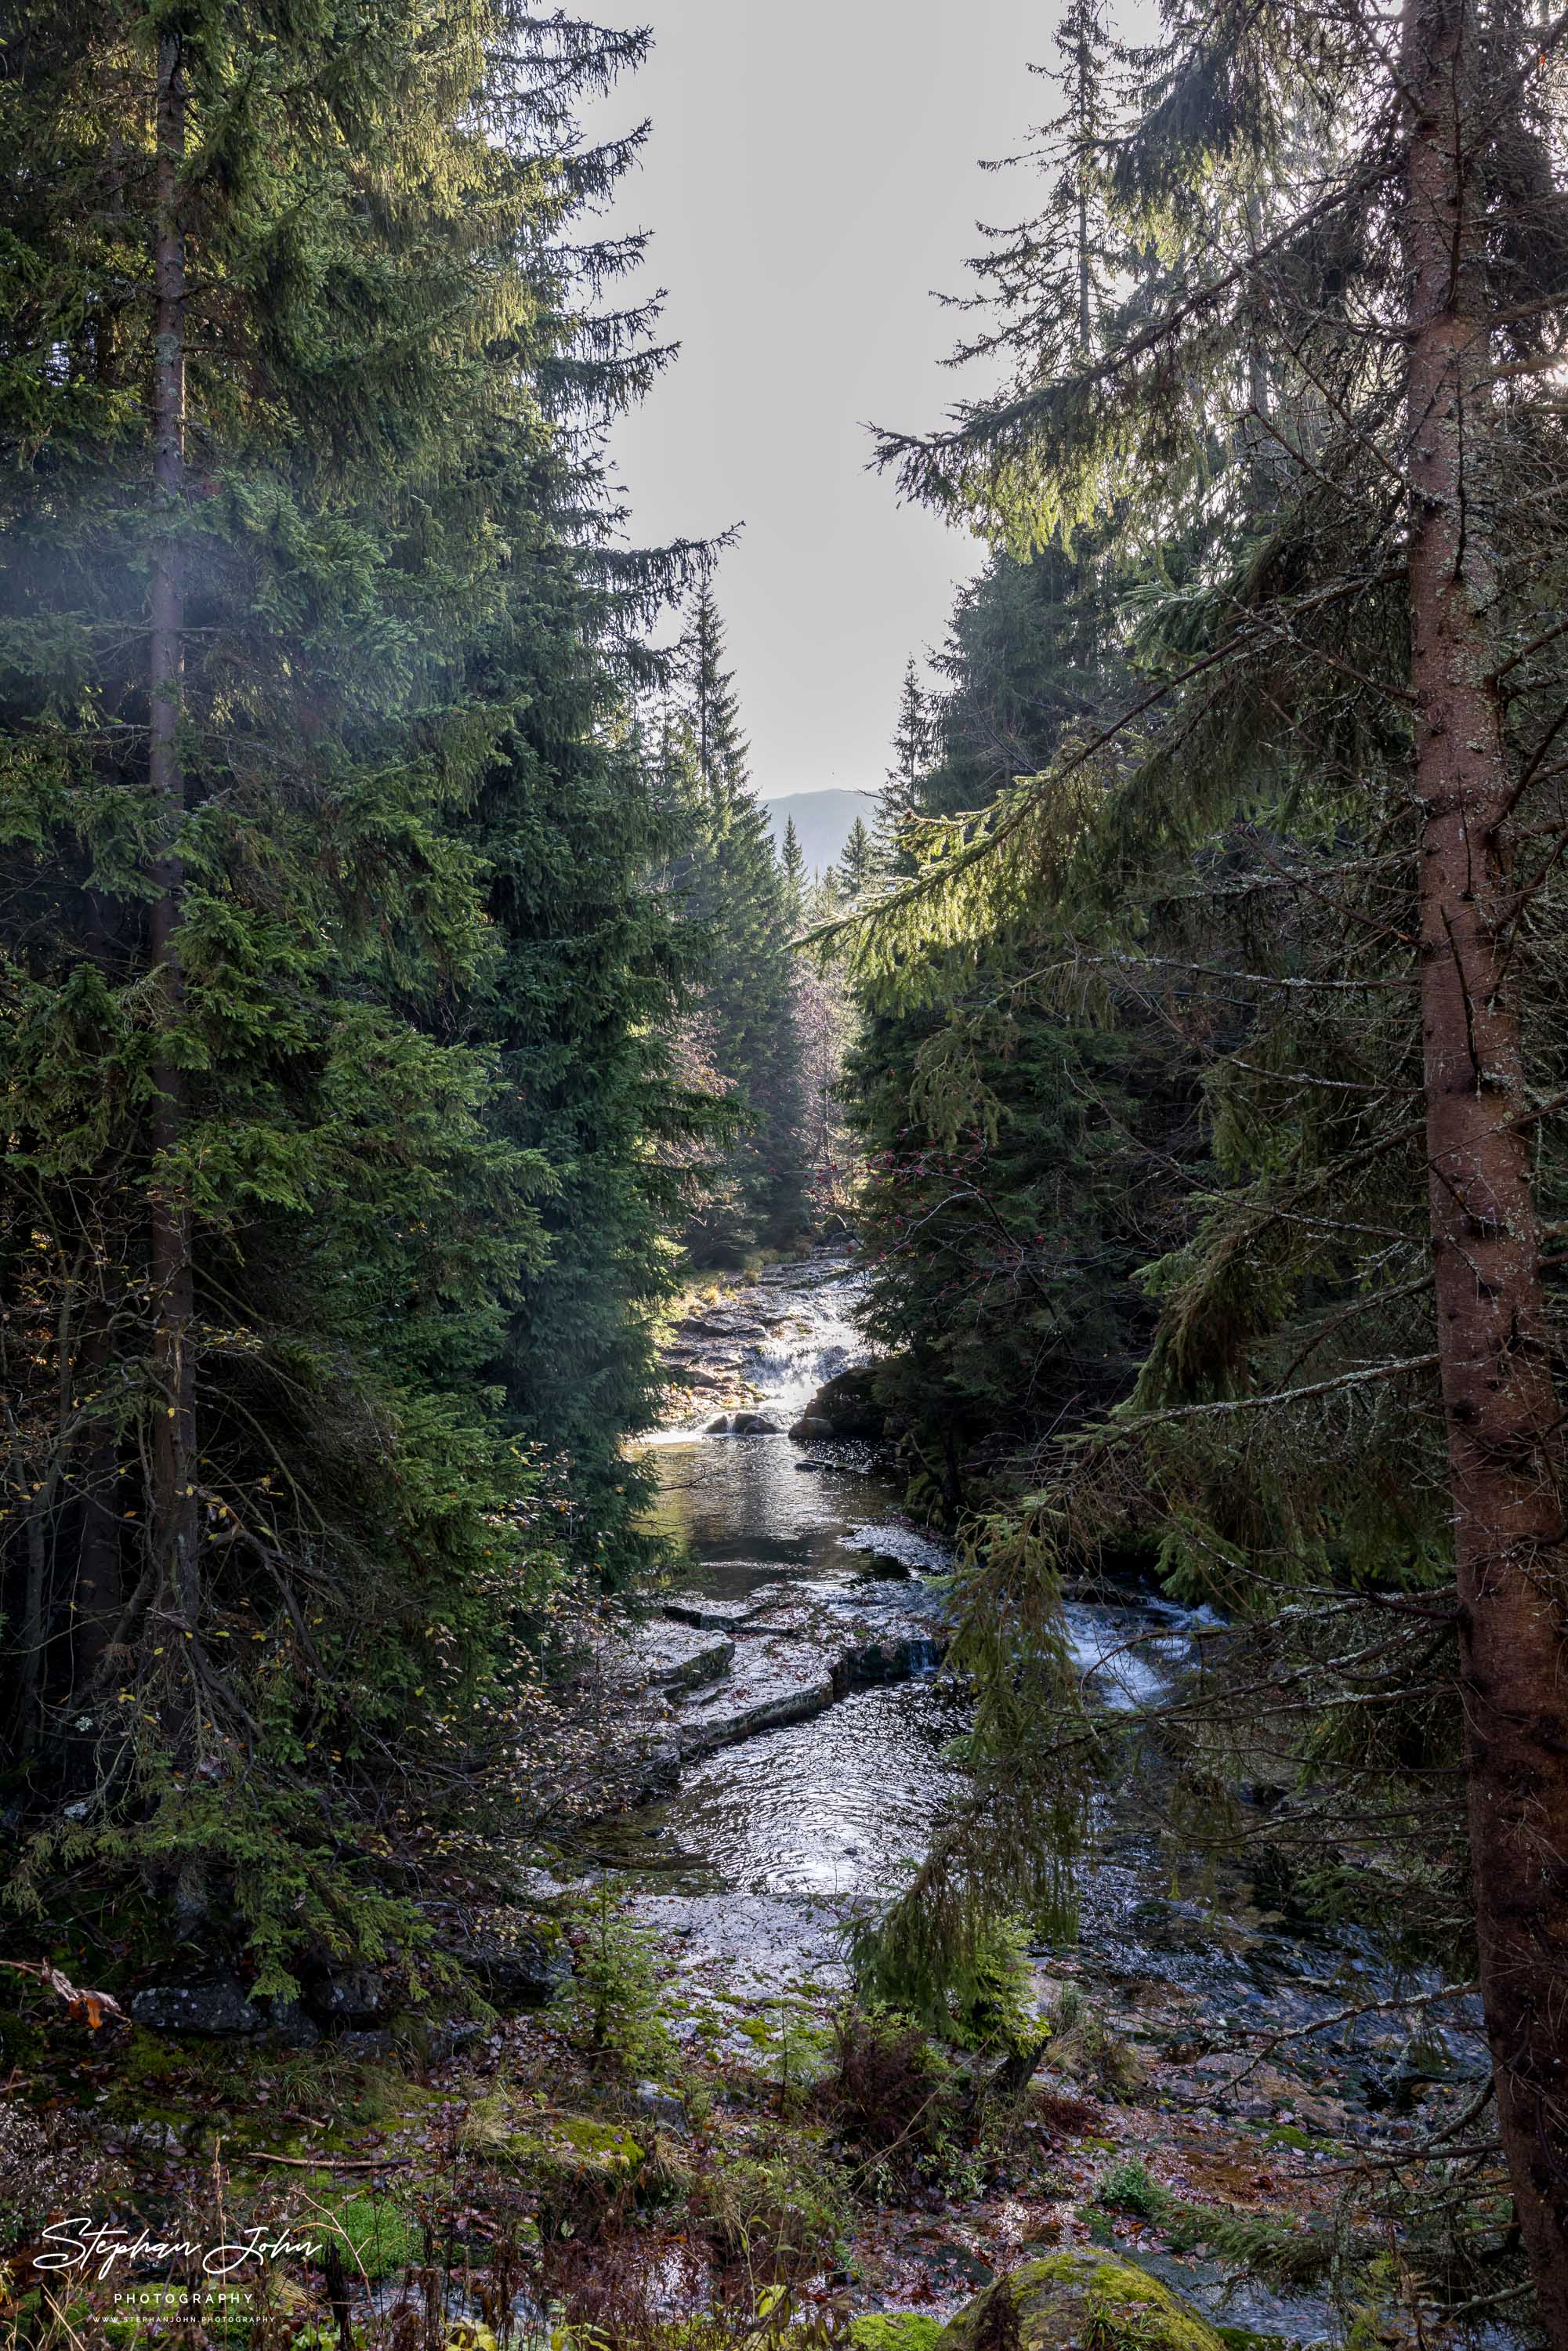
(940, 2252, 1226, 2351)
(120, 2029, 186, 2088)
(555, 2115, 644, 2166)
(491, 2107, 646, 2232)
(315, 2192, 421, 2282)
(0, 2009, 45, 2070)
(852, 2316, 947, 2351)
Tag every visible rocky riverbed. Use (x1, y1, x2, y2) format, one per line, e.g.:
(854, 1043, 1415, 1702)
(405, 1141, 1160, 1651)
(563, 1252, 1501, 2343)
(21, 1254, 1501, 2350)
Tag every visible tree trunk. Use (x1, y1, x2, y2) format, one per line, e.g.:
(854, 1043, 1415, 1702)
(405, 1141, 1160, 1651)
(148, 29, 198, 1628)
(1402, 0, 1568, 2329)
(9, 1416, 49, 1756)
(71, 1317, 124, 1698)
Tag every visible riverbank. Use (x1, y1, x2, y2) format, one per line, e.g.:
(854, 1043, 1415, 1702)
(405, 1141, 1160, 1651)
(0, 1256, 1499, 2350)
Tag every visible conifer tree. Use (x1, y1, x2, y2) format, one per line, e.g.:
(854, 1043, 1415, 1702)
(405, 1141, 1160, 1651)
(842, 549, 1186, 1503)
(465, 484, 712, 1580)
(835, 815, 877, 903)
(663, 581, 809, 1259)
(780, 814, 808, 926)
(874, 659, 932, 875)
(0, 0, 698, 1976)
(857, 0, 1568, 2320)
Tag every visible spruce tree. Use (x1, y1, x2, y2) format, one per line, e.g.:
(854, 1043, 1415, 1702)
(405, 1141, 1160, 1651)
(842, 549, 1186, 1507)
(835, 816, 877, 903)
(0, 0, 692, 1978)
(858, 0, 1568, 2319)
(461, 439, 712, 1580)
(874, 659, 932, 876)
(664, 581, 809, 1259)
(780, 814, 808, 926)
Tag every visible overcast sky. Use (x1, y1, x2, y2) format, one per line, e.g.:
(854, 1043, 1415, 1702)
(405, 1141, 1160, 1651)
(585, 0, 1048, 802)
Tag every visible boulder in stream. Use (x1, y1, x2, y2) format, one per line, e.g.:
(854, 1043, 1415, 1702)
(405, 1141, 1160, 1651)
(617, 1620, 736, 1693)
(939, 2252, 1224, 2351)
(704, 1410, 781, 1436)
(788, 1367, 885, 1442)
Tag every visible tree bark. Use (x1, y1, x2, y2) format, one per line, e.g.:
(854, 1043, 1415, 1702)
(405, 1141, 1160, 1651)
(9, 1415, 49, 1756)
(71, 1316, 124, 1698)
(148, 28, 198, 1628)
(1402, 0, 1568, 2329)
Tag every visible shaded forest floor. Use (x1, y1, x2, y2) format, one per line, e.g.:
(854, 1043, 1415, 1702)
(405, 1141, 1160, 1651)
(0, 1881, 1490, 2350)
(0, 1262, 1497, 2349)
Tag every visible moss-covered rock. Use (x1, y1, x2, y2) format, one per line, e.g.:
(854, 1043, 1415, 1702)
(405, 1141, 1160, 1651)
(939, 2251, 1225, 2351)
(490, 2110, 646, 2237)
(440, 1907, 570, 2005)
(852, 2317, 947, 2351)
(553, 2114, 645, 2168)
(496, 2113, 645, 2180)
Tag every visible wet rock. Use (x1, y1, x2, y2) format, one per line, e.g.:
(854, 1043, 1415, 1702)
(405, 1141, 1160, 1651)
(704, 1411, 782, 1436)
(335, 2027, 395, 2059)
(427, 2019, 483, 2061)
(614, 1620, 736, 1693)
(632, 2079, 686, 2130)
(663, 1594, 780, 1633)
(939, 2251, 1225, 2351)
(129, 1978, 265, 2036)
(117, 2118, 188, 2154)
(906, 2242, 996, 2296)
(686, 1309, 755, 1339)
(853, 1551, 913, 1581)
(442, 1911, 572, 2005)
(314, 1966, 387, 2022)
(267, 1998, 320, 2048)
(832, 1633, 944, 1689)
(788, 1367, 885, 1443)
(675, 1643, 837, 1754)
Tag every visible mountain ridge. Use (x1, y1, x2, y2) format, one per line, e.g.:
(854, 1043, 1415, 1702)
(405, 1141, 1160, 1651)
(762, 787, 875, 875)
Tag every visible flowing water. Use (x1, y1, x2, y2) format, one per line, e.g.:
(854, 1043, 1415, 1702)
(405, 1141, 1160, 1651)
(637, 1256, 963, 1907)
(623, 1255, 1498, 2343)
(638, 1255, 1211, 1903)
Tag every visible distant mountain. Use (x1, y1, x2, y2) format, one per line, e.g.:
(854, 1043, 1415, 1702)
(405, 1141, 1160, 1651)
(763, 788, 876, 876)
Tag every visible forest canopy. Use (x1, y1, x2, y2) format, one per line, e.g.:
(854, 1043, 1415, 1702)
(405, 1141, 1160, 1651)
(0, 0, 802, 1981)
(834, 0, 1568, 2325)
(2, 0, 1567, 2343)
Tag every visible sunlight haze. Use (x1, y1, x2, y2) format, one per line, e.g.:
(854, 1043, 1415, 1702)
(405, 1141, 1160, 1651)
(588, 0, 1047, 800)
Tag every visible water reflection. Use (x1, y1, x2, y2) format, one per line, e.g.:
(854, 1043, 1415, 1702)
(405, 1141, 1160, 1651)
(639, 1260, 964, 1889)
(638, 1680, 970, 1898)
(644, 1436, 907, 1583)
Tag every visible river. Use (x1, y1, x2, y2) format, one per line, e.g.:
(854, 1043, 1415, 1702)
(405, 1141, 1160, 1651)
(637, 1253, 1213, 1909)
(617, 1251, 1497, 2342)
